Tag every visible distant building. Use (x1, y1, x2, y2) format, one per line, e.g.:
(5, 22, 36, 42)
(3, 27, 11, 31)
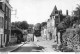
(0, 0, 12, 47)
(41, 23, 47, 40)
(47, 5, 59, 41)
(47, 5, 68, 43)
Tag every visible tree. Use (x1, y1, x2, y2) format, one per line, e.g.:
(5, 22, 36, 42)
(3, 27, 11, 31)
(27, 24, 34, 33)
(57, 21, 66, 31)
(11, 25, 23, 43)
(41, 22, 47, 27)
(34, 23, 41, 30)
(70, 4, 80, 26)
(57, 16, 70, 31)
(73, 4, 80, 19)
(20, 21, 29, 29)
(11, 21, 29, 30)
(34, 23, 41, 36)
(12, 21, 21, 29)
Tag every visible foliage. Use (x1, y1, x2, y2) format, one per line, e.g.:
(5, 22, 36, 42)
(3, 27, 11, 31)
(58, 44, 74, 52)
(20, 21, 29, 29)
(57, 16, 70, 31)
(28, 24, 34, 29)
(11, 21, 29, 30)
(57, 15, 79, 31)
(11, 25, 24, 43)
(62, 26, 80, 51)
(73, 4, 80, 18)
(34, 23, 41, 30)
(34, 23, 41, 37)
(41, 22, 47, 27)
(58, 4, 80, 52)
(58, 4, 80, 31)
(27, 24, 34, 34)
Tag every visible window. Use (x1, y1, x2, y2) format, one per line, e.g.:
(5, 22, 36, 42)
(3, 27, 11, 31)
(55, 11, 58, 14)
(55, 16, 58, 18)
(5, 21, 7, 29)
(4, 34, 7, 43)
(0, 17, 3, 28)
(6, 7, 8, 16)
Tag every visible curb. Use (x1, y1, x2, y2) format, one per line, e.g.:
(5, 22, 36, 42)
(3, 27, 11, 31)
(10, 42, 27, 52)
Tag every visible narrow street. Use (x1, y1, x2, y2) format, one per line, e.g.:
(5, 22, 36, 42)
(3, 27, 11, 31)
(12, 42, 44, 52)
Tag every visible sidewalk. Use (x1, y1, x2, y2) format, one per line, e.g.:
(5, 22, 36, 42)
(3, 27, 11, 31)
(0, 42, 26, 52)
(34, 40, 60, 52)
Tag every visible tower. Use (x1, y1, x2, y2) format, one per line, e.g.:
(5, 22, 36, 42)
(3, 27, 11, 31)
(50, 5, 58, 17)
(50, 5, 60, 27)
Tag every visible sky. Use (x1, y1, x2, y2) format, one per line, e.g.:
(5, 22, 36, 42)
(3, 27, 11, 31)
(10, 0, 80, 24)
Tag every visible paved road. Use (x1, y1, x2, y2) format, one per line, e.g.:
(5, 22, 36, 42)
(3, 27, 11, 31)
(12, 42, 44, 52)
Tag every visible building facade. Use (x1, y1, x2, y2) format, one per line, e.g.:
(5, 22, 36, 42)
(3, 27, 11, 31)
(47, 5, 60, 41)
(0, 8, 4, 47)
(47, 5, 67, 42)
(0, 0, 11, 47)
(41, 24, 47, 40)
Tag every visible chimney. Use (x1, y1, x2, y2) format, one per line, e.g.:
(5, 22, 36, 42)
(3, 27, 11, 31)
(66, 10, 68, 15)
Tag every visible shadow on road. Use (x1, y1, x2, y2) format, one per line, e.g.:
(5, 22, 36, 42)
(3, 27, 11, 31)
(32, 46, 44, 50)
(11, 46, 44, 52)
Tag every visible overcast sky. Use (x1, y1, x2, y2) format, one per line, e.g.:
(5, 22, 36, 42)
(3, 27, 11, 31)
(10, 0, 80, 24)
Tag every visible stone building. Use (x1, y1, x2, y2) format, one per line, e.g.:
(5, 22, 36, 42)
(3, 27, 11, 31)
(41, 23, 47, 40)
(47, 5, 61, 41)
(47, 18, 55, 40)
(47, 5, 68, 43)
(0, 0, 12, 47)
